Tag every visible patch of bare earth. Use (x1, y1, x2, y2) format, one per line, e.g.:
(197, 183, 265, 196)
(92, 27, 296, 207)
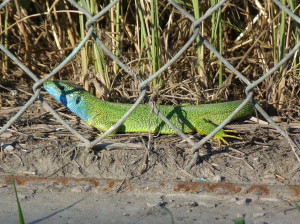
(1, 101, 299, 187)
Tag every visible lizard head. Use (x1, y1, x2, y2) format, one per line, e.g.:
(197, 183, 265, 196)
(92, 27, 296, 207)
(43, 80, 86, 109)
(43, 80, 95, 122)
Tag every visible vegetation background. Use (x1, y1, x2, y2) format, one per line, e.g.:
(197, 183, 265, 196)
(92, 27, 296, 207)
(1, 0, 299, 122)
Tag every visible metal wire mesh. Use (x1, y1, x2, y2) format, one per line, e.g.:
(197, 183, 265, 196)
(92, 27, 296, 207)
(1, 0, 299, 168)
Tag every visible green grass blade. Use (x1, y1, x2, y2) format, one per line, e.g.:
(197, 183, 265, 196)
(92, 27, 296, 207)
(279, 0, 286, 75)
(151, 0, 161, 88)
(234, 219, 245, 224)
(78, 0, 90, 88)
(288, 0, 299, 77)
(192, 0, 206, 87)
(137, 1, 150, 56)
(12, 176, 26, 224)
(294, 200, 300, 212)
(218, 15, 223, 87)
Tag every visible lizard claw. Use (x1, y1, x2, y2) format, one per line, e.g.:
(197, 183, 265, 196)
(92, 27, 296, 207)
(212, 136, 229, 147)
(213, 129, 244, 147)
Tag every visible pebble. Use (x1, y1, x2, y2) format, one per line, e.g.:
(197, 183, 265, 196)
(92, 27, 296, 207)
(236, 213, 245, 219)
(82, 186, 92, 192)
(245, 198, 252, 204)
(146, 195, 164, 207)
(169, 203, 181, 208)
(146, 202, 157, 207)
(253, 212, 265, 218)
(197, 201, 216, 208)
(147, 205, 167, 216)
(229, 197, 238, 202)
(236, 198, 252, 205)
(210, 175, 222, 183)
(184, 200, 198, 207)
(70, 187, 82, 193)
(18, 193, 29, 200)
(1, 144, 14, 153)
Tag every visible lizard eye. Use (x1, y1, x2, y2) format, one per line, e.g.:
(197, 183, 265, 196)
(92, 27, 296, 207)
(75, 96, 81, 104)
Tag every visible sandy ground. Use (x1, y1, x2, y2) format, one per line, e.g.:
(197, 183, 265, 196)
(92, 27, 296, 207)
(1, 185, 300, 224)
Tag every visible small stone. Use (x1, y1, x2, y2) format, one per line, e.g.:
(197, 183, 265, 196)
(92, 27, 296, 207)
(169, 203, 181, 208)
(236, 213, 245, 219)
(70, 187, 82, 193)
(1, 144, 14, 153)
(210, 175, 222, 183)
(147, 205, 167, 216)
(122, 213, 130, 216)
(18, 194, 27, 199)
(10, 90, 18, 96)
(177, 217, 184, 221)
(236, 198, 252, 205)
(184, 200, 198, 207)
(159, 201, 168, 207)
(245, 198, 252, 204)
(82, 186, 91, 192)
(253, 212, 265, 218)
(229, 198, 238, 202)
(198, 201, 215, 208)
(146, 196, 163, 207)
(147, 202, 157, 207)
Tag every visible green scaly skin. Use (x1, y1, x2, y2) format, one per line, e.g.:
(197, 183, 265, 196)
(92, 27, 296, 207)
(43, 80, 254, 145)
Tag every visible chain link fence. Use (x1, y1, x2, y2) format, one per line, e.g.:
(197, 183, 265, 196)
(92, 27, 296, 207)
(0, 0, 299, 169)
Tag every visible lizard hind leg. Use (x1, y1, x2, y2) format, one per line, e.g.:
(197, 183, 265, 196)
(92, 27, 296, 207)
(94, 128, 119, 137)
(213, 129, 244, 147)
(223, 129, 244, 141)
(194, 119, 243, 147)
(88, 120, 120, 137)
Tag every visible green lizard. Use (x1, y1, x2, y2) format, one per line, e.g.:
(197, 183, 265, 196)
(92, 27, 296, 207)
(43, 80, 254, 145)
